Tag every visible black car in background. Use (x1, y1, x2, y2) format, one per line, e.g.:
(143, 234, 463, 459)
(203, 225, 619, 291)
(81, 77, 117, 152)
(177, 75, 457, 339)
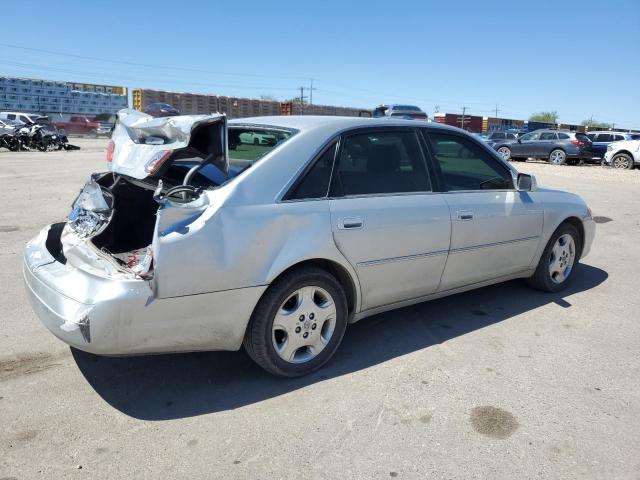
(491, 130, 593, 165)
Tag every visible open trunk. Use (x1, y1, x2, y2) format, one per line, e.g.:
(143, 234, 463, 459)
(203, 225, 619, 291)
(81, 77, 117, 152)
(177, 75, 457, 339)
(56, 110, 228, 279)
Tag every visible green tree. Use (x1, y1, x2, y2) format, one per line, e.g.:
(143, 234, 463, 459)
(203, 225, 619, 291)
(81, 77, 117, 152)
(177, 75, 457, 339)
(529, 111, 558, 123)
(581, 118, 612, 129)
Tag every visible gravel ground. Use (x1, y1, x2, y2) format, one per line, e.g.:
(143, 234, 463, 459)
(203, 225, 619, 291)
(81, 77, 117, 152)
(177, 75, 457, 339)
(1, 141, 639, 479)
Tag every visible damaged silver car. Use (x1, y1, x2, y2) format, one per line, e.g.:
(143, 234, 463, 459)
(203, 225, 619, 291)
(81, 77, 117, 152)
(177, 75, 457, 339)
(24, 111, 595, 377)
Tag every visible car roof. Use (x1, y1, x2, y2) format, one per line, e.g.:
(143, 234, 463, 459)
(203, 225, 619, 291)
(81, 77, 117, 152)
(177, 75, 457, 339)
(229, 115, 457, 134)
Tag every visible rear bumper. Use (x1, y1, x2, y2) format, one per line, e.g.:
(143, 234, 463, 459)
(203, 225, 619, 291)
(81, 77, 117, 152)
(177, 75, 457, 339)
(24, 225, 267, 355)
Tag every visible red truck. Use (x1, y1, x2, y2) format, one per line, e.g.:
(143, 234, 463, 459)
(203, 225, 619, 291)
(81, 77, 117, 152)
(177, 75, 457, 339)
(53, 115, 112, 137)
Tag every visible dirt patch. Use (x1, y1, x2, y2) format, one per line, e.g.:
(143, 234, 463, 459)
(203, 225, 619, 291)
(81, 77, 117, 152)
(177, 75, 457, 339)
(0, 352, 66, 381)
(593, 216, 612, 224)
(470, 406, 519, 439)
(0, 225, 20, 233)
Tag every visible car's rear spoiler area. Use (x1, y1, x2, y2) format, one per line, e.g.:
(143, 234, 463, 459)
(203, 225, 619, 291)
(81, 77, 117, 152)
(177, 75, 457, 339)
(109, 109, 228, 180)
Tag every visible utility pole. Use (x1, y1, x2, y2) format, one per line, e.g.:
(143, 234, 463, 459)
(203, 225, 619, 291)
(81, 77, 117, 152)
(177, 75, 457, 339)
(308, 79, 317, 106)
(298, 86, 306, 115)
(460, 106, 467, 129)
(494, 104, 500, 118)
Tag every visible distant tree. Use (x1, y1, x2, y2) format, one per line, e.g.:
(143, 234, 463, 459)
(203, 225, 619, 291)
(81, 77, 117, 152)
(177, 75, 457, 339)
(581, 118, 612, 129)
(529, 111, 558, 123)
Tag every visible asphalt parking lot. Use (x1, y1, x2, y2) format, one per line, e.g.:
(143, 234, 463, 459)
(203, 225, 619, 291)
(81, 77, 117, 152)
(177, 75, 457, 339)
(1, 139, 639, 479)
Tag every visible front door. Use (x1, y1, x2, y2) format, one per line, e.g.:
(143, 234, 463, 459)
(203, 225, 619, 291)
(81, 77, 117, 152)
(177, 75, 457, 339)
(329, 129, 451, 311)
(424, 130, 544, 290)
(511, 131, 541, 158)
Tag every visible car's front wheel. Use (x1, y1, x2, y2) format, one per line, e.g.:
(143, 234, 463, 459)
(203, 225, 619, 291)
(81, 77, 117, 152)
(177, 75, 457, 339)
(243, 267, 348, 377)
(611, 153, 634, 170)
(549, 149, 567, 165)
(497, 146, 511, 161)
(528, 223, 581, 292)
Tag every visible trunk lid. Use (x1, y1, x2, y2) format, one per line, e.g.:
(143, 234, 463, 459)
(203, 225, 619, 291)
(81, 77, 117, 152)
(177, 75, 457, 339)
(109, 109, 228, 179)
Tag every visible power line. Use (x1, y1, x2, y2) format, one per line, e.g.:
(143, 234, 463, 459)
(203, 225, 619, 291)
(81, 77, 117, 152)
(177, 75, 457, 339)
(0, 43, 311, 81)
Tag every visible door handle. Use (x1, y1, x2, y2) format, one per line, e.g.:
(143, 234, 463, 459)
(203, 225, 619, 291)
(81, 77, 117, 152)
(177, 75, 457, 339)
(339, 217, 364, 229)
(457, 210, 474, 221)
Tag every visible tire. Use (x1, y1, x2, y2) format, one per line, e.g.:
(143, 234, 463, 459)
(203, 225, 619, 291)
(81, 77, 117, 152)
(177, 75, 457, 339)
(527, 223, 581, 293)
(243, 267, 348, 377)
(611, 153, 634, 170)
(549, 149, 566, 165)
(57, 129, 66, 136)
(497, 146, 511, 161)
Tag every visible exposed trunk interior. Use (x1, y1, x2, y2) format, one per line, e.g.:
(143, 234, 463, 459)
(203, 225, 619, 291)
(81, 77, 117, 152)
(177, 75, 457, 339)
(92, 176, 158, 254)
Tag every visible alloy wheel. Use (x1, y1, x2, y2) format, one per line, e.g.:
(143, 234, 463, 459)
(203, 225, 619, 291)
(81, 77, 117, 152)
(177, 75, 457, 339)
(548, 234, 575, 284)
(271, 286, 337, 364)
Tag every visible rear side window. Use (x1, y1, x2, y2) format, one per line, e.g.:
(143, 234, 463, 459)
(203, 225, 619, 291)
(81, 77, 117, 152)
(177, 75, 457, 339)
(331, 130, 430, 196)
(557, 133, 570, 139)
(427, 133, 514, 191)
(614, 135, 625, 141)
(596, 133, 613, 142)
(287, 143, 336, 200)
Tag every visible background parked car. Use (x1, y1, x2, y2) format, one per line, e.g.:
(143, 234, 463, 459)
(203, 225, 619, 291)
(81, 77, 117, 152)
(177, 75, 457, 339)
(492, 129, 593, 165)
(372, 104, 428, 120)
(586, 131, 640, 162)
(53, 115, 111, 137)
(0, 111, 43, 125)
(603, 139, 640, 169)
(143, 103, 181, 117)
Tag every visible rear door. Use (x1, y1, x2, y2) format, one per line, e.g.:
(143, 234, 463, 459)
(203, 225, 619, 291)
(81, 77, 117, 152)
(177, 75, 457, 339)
(592, 133, 612, 159)
(329, 128, 451, 311)
(423, 130, 543, 290)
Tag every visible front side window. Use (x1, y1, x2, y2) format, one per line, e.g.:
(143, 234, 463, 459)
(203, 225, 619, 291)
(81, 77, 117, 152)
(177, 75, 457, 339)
(427, 132, 514, 191)
(331, 130, 430, 196)
(520, 131, 541, 141)
(287, 143, 336, 200)
(540, 132, 557, 140)
(557, 132, 570, 139)
(596, 133, 613, 142)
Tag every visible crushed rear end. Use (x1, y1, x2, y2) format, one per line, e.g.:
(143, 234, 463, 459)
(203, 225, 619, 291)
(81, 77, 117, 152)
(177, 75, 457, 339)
(23, 109, 264, 354)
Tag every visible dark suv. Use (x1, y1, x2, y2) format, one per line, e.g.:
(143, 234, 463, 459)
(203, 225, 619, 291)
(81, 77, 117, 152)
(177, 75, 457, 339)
(492, 130, 593, 165)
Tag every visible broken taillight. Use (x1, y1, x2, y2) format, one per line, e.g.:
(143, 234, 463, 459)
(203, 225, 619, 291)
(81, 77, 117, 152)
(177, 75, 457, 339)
(144, 150, 172, 174)
(571, 140, 584, 147)
(106, 140, 115, 163)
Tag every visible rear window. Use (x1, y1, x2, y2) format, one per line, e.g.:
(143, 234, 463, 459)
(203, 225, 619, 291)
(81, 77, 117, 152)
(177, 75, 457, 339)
(228, 127, 294, 169)
(614, 135, 625, 141)
(575, 133, 590, 142)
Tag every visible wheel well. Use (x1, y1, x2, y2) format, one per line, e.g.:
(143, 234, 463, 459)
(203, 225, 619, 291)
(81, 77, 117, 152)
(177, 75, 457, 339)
(270, 259, 357, 315)
(613, 150, 633, 158)
(561, 216, 585, 256)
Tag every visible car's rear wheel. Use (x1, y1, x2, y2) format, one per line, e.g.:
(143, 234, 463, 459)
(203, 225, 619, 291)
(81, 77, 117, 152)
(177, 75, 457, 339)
(243, 267, 348, 377)
(527, 223, 581, 292)
(549, 149, 566, 165)
(612, 153, 634, 170)
(497, 146, 511, 161)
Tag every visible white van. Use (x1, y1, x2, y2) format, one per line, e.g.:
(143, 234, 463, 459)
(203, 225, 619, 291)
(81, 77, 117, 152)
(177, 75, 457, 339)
(0, 111, 44, 125)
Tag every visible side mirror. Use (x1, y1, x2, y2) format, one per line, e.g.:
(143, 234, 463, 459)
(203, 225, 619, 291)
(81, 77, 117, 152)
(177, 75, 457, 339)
(516, 173, 537, 192)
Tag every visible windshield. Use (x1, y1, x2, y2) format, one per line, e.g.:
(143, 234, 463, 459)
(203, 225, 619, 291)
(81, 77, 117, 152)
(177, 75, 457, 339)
(392, 105, 421, 112)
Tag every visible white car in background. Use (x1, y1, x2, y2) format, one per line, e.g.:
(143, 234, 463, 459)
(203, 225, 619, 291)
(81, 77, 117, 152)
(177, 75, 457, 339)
(603, 140, 640, 169)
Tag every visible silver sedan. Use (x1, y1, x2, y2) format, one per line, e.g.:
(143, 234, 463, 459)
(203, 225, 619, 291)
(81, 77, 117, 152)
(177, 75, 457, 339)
(24, 111, 595, 377)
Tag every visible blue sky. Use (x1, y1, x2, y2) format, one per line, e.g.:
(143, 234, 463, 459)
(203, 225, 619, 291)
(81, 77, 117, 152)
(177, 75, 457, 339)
(2, 0, 639, 128)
